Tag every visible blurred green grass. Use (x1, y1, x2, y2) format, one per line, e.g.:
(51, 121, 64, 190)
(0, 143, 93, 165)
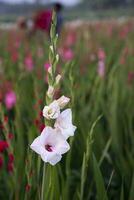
(0, 18, 134, 200)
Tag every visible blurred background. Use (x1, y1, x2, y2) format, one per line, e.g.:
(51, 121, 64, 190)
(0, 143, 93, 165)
(0, 0, 134, 23)
(0, 1, 134, 200)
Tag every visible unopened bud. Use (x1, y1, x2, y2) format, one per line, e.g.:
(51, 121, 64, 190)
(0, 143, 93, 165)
(47, 86, 54, 98)
(48, 67, 52, 74)
(57, 96, 70, 109)
(56, 54, 59, 63)
(56, 74, 62, 85)
(50, 45, 54, 53)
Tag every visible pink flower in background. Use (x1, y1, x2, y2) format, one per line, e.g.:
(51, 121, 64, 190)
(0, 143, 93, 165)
(98, 48, 106, 61)
(65, 32, 76, 47)
(11, 51, 19, 63)
(97, 60, 105, 78)
(120, 56, 125, 65)
(119, 25, 130, 39)
(5, 90, 16, 110)
(14, 39, 21, 49)
(128, 72, 134, 85)
(44, 62, 51, 71)
(24, 55, 34, 71)
(59, 47, 74, 61)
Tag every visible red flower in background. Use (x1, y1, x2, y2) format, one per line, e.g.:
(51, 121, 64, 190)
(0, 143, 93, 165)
(0, 155, 3, 169)
(8, 153, 14, 163)
(25, 184, 31, 192)
(0, 141, 8, 153)
(7, 162, 14, 173)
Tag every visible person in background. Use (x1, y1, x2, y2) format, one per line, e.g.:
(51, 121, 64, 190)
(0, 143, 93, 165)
(18, 3, 64, 36)
(54, 3, 64, 35)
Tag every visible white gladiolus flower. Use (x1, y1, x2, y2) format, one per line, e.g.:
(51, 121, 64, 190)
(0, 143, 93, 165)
(54, 109, 76, 139)
(47, 85, 54, 98)
(30, 127, 70, 165)
(57, 96, 70, 109)
(43, 100, 60, 120)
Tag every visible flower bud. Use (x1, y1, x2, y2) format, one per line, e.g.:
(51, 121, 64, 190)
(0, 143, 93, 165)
(57, 96, 70, 109)
(50, 45, 54, 53)
(56, 54, 59, 63)
(48, 67, 52, 75)
(56, 74, 62, 85)
(47, 86, 54, 98)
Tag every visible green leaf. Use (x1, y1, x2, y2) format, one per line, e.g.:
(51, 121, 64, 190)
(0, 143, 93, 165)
(129, 174, 134, 200)
(93, 154, 108, 200)
(120, 183, 124, 200)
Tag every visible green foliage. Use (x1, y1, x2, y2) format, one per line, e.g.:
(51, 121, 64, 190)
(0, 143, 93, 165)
(0, 18, 134, 200)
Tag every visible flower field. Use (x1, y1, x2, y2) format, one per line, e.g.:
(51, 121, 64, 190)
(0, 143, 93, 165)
(0, 18, 134, 200)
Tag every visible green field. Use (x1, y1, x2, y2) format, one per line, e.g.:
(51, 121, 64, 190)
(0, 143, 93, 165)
(0, 16, 134, 200)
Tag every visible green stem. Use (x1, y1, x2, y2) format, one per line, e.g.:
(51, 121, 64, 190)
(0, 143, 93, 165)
(41, 164, 46, 200)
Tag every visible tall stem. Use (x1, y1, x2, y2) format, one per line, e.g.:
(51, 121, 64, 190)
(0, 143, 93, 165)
(41, 164, 46, 200)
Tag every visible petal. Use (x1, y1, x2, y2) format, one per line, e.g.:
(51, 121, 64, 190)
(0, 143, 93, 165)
(40, 126, 55, 146)
(49, 154, 62, 165)
(30, 136, 42, 154)
(41, 151, 62, 165)
(53, 129, 70, 153)
(61, 126, 75, 139)
(56, 140, 70, 154)
(60, 109, 72, 123)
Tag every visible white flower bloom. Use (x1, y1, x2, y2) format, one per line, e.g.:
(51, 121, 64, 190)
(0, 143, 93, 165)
(30, 127, 70, 165)
(57, 96, 70, 109)
(54, 109, 76, 139)
(43, 100, 60, 120)
(47, 85, 54, 98)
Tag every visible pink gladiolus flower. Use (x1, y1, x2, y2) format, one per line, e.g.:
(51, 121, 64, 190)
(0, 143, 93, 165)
(98, 48, 106, 61)
(128, 72, 134, 85)
(5, 90, 16, 110)
(65, 32, 76, 46)
(98, 60, 105, 78)
(44, 62, 51, 71)
(24, 55, 34, 71)
(59, 48, 74, 61)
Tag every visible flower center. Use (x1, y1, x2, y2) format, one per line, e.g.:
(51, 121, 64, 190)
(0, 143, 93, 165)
(45, 144, 53, 152)
(48, 108, 52, 115)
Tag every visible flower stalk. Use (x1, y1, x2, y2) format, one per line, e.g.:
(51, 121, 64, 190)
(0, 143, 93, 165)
(30, 11, 76, 200)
